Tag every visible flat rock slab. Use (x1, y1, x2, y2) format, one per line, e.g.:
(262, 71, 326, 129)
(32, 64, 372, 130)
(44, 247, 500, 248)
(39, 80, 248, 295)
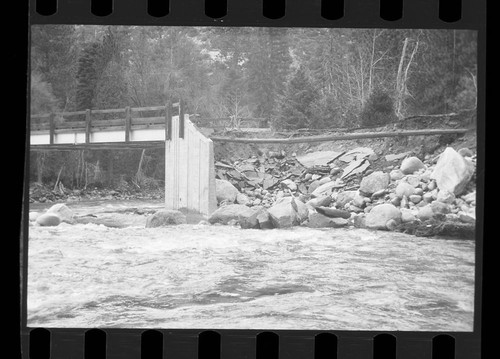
(316, 207, 351, 219)
(296, 151, 344, 168)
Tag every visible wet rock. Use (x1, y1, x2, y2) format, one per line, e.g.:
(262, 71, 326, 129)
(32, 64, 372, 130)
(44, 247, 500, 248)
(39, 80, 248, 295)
(257, 209, 274, 229)
(431, 147, 474, 195)
(308, 213, 348, 228)
(236, 193, 250, 205)
(400, 156, 425, 174)
(36, 213, 61, 227)
(198, 220, 210, 225)
(239, 207, 263, 229)
(395, 182, 415, 198)
(365, 203, 402, 230)
(306, 195, 333, 209)
(146, 210, 187, 227)
(359, 171, 390, 196)
(216, 179, 239, 204)
(336, 190, 357, 208)
(315, 207, 351, 219)
(47, 203, 74, 223)
(436, 190, 456, 204)
(208, 204, 254, 225)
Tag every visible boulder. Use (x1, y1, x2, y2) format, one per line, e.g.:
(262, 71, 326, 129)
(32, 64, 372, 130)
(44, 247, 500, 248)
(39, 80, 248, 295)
(215, 179, 239, 204)
(208, 204, 254, 225)
(318, 177, 332, 185)
(315, 206, 351, 219)
(146, 210, 187, 228)
(386, 219, 399, 231)
(257, 209, 274, 229)
(365, 204, 402, 230)
(430, 147, 475, 195)
(400, 156, 425, 174)
(306, 195, 332, 209)
(36, 213, 61, 227)
(336, 190, 357, 208)
(238, 207, 262, 229)
(308, 213, 348, 228)
(352, 194, 367, 208)
(359, 171, 390, 195)
(395, 182, 415, 198)
(46, 203, 74, 223)
(268, 197, 307, 228)
(236, 193, 250, 205)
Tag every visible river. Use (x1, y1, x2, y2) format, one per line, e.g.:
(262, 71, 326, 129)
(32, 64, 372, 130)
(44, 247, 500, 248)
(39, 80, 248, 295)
(27, 199, 475, 331)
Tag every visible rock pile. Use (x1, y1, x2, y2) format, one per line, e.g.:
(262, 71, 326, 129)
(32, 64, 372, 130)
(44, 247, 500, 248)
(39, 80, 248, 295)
(213, 146, 477, 238)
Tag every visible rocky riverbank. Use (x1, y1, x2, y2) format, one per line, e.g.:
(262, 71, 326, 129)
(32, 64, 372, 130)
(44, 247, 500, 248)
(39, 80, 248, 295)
(205, 145, 476, 239)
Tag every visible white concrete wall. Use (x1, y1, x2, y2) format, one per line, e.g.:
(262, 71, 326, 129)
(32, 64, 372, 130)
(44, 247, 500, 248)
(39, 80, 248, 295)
(165, 115, 217, 216)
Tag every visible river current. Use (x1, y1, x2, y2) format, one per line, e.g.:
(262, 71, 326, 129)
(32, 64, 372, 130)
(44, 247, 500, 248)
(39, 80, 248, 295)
(27, 200, 475, 331)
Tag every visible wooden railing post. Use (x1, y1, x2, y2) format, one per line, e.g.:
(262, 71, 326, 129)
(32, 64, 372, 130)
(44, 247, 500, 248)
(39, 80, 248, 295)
(179, 99, 185, 139)
(85, 109, 91, 144)
(49, 113, 55, 145)
(125, 106, 131, 142)
(165, 100, 172, 141)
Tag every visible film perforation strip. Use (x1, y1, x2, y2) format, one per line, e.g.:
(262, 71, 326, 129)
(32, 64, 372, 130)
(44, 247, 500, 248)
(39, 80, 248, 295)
(23, 1, 485, 358)
(34, 0, 463, 22)
(28, 328, 465, 358)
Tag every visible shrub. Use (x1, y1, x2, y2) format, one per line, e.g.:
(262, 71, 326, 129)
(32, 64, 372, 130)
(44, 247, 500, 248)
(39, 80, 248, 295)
(359, 90, 397, 127)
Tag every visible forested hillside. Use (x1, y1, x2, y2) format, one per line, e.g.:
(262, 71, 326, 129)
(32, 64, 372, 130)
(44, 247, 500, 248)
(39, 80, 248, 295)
(29, 26, 477, 196)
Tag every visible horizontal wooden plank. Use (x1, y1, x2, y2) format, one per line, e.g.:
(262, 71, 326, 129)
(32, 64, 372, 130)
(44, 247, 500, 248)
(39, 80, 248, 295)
(210, 128, 470, 144)
(131, 105, 165, 112)
(91, 108, 126, 114)
(30, 141, 166, 151)
(57, 110, 87, 116)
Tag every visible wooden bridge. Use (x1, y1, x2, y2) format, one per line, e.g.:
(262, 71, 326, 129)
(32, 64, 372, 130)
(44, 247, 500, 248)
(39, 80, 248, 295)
(29, 104, 472, 216)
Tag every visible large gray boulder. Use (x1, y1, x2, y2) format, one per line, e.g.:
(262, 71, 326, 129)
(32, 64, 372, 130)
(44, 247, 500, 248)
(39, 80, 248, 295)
(46, 203, 74, 223)
(400, 156, 425, 174)
(359, 171, 390, 195)
(146, 210, 187, 227)
(430, 147, 474, 195)
(208, 204, 254, 225)
(268, 197, 307, 228)
(36, 213, 61, 227)
(365, 203, 402, 230)
(215, 179, 240, 204)
(308, 213, 349, 228)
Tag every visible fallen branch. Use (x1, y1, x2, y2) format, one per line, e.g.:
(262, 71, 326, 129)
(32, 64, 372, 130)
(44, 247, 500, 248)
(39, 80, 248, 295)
(210, 128, 469, 144)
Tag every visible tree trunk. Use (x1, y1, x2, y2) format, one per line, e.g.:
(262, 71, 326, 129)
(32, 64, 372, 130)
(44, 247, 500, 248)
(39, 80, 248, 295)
(396, 38, 409, 119)
(107, 151, 114, 186)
